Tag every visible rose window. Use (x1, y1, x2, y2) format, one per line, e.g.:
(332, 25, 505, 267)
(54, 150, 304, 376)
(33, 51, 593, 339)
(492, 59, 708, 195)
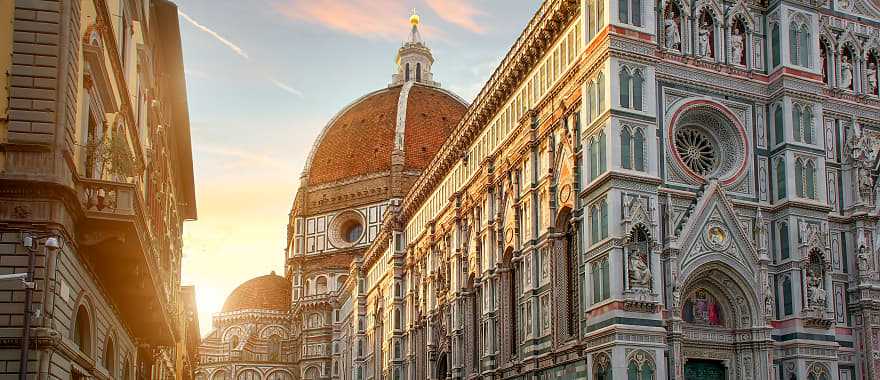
(668, 103, 748, 183)
(675, 128, 717, 175)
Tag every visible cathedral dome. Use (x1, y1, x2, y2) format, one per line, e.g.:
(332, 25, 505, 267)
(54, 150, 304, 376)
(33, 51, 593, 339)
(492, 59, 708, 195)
(222, 273, 291, 313)
(304, 83, 467, 186)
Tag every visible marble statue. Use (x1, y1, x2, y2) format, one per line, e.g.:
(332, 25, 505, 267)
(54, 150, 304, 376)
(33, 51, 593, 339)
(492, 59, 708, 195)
(665, 17, 681, 51)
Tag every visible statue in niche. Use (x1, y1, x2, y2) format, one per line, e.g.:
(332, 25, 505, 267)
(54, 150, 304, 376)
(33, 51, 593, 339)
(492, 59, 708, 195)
(805, 253, 827, 310)
(731, 24, 745, 65)
(763, 279, 774, 318)
(848, 123, 879, 205)
(857, 245, 872, 278)
(867, 61, 878, 95)
(627, 227, 652, 289)
(841, 54, 854, 90)
(628, 250, 652, 288)
(664, 6, 682, 51)
(698, 15, 713, 58)
(806, 274, 826, 310)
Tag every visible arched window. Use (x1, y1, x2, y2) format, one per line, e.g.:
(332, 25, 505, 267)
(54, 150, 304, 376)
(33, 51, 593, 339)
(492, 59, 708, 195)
(238, 369, 262, 380)
(807, 364, 830, 380)
(316, 276, 328, 294)
(588, 81, 596, 121)
(793, 104, 802, 142)
(621, 127, 632, 169)
(782, 275, 793, 315)
(799, 25, 811, 67)
(594, 353, 612, 380)
(590, 205, 600, 244)
(267, 371, 294, 380)
(774, 105, 784, 145)
(620, 68, 631, 108)
(592, 256, 610, 303)
(556, 208, 578, 338)
(503, 251, 518, 355)
(337, 275, 348, 290)
(598, 132, 607, 173)
(820, 39, 831, 85)
(632, 70, 643, 111)
(805, 160, 816, 199)
(627, 353, 655, 380)
(73, 305, 91, 356)
(212, 370, 230, 380)
(803, 107, 813, 144)
(269, 334, 282, 361)
(771, 23, 781, 67)
(618, 0, 628, 24)
(795, 159, 805, 197)
(779, 222, 790, 260)
(103, 336, 115, 374)
(600, 200, 609, 239)
(229, 335, 240, 351)
(789, 23, 800, 66)
(775, 157, 786, 200)
(405, 62, 410, 82)
(634, 128, 645, 171)
(303, 366, 320, 379)
(631, 0, 641, 26)
(416, 62, 422, 82)
(597, 73, 606, 112)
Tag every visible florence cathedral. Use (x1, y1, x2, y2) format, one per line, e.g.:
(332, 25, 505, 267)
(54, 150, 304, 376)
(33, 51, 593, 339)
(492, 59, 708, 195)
(196, 0, 880, 379)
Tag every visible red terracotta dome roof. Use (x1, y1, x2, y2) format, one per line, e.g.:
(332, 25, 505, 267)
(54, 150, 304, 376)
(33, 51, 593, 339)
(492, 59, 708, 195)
(222, 273, 291, 313)
(305, 83, 467, 186)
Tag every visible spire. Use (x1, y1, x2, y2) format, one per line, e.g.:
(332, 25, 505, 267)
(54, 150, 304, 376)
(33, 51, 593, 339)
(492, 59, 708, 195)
(391, 10, 439, 87)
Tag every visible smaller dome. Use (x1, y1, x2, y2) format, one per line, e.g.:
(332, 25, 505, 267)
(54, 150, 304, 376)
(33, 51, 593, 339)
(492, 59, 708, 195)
(222, 274, 291, 313)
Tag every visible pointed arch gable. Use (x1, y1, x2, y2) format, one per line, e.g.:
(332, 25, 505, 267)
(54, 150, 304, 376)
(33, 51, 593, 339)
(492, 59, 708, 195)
(671, 182, 760, 290)
(660, 0, 690, 17)
(838, 30, 862, 56)
(694, 0, 722, 23)
(726, 1, 754, 31)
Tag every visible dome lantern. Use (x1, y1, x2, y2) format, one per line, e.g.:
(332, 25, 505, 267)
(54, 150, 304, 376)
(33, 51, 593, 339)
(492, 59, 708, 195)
(391, 10, 438, 87)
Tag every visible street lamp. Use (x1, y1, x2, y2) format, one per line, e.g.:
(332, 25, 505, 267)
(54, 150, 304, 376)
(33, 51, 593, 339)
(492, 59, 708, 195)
(15, 234, 61, 380)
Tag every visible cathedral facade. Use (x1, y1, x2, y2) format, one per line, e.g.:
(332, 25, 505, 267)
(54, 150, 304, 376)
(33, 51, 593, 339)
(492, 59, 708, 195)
(198, 0, 880, 379)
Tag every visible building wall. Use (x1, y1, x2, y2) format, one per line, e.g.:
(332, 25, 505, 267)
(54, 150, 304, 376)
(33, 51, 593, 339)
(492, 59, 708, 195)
(0, 0, 196, 378)
(286, 0, 880, 379)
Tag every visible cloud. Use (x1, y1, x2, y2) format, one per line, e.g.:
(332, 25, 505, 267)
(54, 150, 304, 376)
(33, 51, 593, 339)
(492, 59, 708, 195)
(178, 9, 305, 98)
(178, 10, 250, 59)
(274, 0, 447, 41)
(425, 0, 487, 34)
(194, 143, 298, 175)
(267, 76, 305, 98)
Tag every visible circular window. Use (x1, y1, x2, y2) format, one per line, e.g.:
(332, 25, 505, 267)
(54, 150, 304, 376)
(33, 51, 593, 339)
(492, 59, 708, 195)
(341, 220, 363, 243)
(668, 101, 748, 184)
(674, 128, 717, 175)
(327, 211, 365, 248)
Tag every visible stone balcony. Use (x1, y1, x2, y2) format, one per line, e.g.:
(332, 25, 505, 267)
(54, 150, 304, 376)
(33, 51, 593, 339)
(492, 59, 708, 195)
(78, 177, 177, 345)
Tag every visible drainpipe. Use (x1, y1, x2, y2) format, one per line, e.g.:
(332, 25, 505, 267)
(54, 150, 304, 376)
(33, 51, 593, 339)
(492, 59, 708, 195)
(37, 236, 62, 380)
(19, 235, 60, 380)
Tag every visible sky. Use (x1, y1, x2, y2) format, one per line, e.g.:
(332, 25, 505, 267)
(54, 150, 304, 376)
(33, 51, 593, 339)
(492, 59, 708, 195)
(175, 0, 541, 336)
